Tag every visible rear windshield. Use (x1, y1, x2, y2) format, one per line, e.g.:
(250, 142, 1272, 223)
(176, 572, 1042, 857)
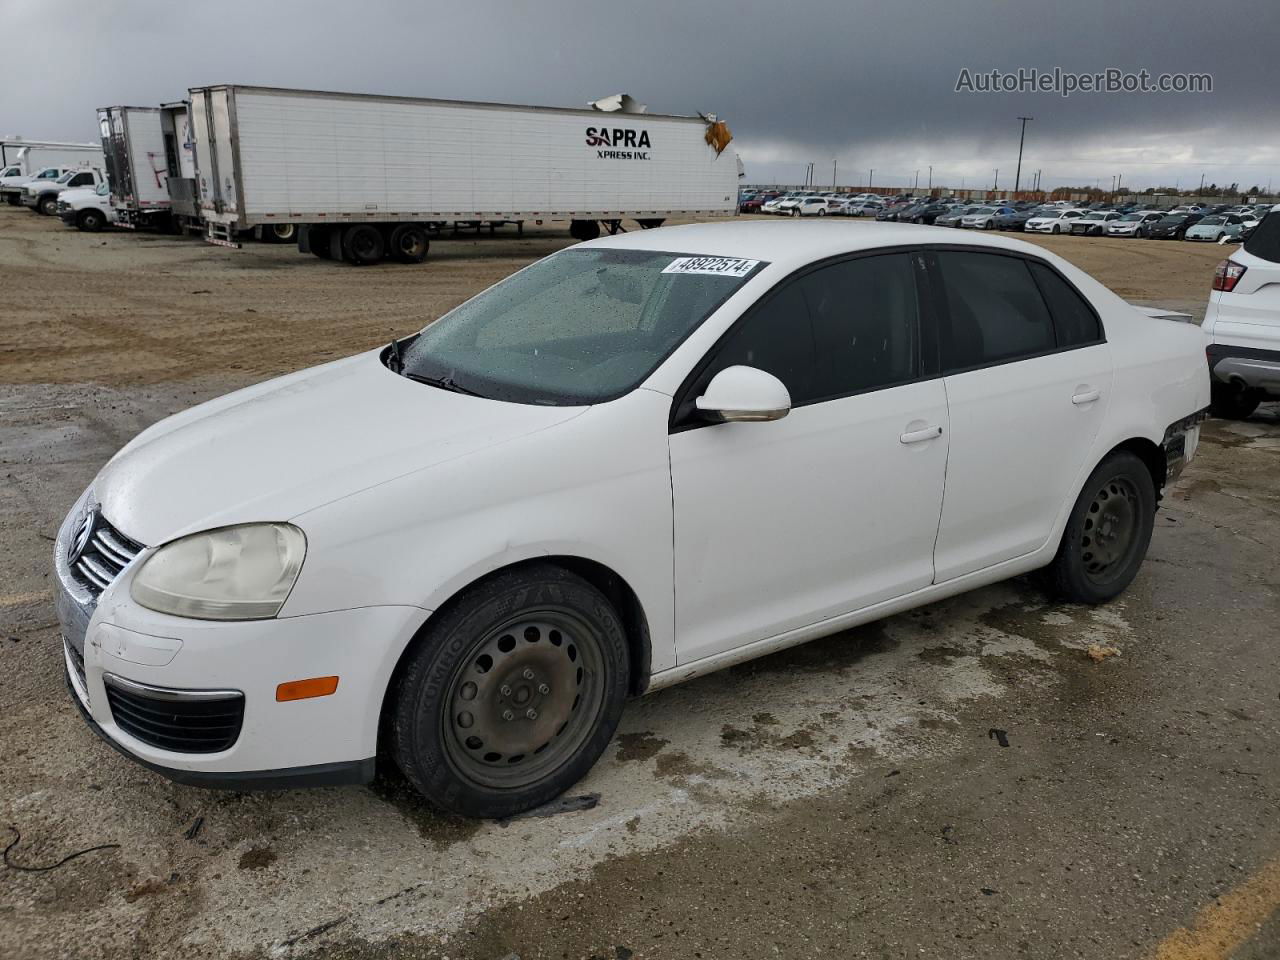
(398, 249, 766, 405)
(1244, 210, 1280, 263)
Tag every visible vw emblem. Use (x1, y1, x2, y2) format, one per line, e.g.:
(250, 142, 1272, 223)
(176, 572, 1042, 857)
(68, 508, 95, 565)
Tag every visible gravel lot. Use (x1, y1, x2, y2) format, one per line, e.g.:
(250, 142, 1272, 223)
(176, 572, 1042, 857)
(2, 207, 1278, 960)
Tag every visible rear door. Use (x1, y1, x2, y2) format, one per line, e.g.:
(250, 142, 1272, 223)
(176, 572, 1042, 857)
(926, 249, 1113, 581)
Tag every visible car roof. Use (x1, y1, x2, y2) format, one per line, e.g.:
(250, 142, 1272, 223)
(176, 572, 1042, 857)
(578, 220, 1054, 268)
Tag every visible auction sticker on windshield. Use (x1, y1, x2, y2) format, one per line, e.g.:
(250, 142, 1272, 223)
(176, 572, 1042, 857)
(662, 256, 761, 277)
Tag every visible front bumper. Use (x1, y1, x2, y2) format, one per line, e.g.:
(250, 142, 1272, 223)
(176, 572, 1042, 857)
(20, 193, 40, 209)
(54, 496, 425, 789)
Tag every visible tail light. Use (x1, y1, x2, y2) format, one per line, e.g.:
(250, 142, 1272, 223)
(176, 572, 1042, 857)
(1212, 259, 1247, 292)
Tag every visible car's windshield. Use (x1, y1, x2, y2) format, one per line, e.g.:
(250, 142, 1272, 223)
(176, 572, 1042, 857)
(1120, 214, 1144, 221)
(398, 248, 766, 405)
(1159, 216, 1184, 224)
(1198, 216, 1225, 225)
(972, 207, 994, 214)
(54, 172, 74, 184)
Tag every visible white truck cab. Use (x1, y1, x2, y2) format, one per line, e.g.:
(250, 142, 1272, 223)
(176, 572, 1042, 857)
(57, 181, 116, 232)
(21, 167, 105, 215)
(1202, 206, 1280, 419)
(0, 165, 70, 205)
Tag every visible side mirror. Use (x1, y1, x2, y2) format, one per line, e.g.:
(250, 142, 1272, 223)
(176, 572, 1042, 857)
(695, 366, 791, 423)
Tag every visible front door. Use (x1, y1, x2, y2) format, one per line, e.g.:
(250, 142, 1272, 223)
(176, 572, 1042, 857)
(669, 252, 949, 664)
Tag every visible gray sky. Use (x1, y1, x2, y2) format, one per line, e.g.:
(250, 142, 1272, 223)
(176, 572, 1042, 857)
(3, 0, 1277, 192)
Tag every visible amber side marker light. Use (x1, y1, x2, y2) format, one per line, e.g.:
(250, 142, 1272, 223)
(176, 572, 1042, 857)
(276, 676, 339, 702)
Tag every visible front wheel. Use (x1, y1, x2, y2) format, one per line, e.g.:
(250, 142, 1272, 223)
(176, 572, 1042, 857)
(1045, 452, 1156, 605)
(77, 208, 106, 232)
(39, 195, 58, 216)
(390, 564, 630, 818)
(1051, 224, 1060, 234)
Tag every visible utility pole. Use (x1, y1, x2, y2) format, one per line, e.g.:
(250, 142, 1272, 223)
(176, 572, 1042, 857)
(868, 168, 873, 191)
(914, 169, 919, 190)
(993, 168, 998, 190)
(1111, 175, 1116, 194)
(832, 158, 837, 189)
(1014, 116, 1032, 193)
(1116, 173, 1122, 194)
(928, 165, 933, 190)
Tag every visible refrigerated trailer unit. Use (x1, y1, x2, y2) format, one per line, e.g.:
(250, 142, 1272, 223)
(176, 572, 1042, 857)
(187, 84, 738, 264)
(98, 105, 172, 230)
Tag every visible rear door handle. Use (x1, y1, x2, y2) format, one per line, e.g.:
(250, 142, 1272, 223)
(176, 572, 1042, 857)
(1071, 389, 1101, 405)
(900, 425, 943, 444)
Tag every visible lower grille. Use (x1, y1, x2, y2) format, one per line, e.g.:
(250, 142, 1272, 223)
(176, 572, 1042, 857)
(104, 676, 244, 754)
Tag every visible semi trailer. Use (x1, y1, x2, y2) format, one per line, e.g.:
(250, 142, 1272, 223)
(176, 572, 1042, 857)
(187, 84, 738, 264)
(98, 106, 174, 230)
(160, 100, 202, 233)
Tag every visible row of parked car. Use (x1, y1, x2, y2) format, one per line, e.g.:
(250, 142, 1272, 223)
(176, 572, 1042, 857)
(0, 163, 117, 230)
(738, 190, 1273, 244)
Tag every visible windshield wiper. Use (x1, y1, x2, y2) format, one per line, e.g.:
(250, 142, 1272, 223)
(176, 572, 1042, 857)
(402, 371, 484, 397)
(387, 337, 404, 373)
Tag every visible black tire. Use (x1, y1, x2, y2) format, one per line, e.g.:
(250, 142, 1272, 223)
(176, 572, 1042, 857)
(390, 564, 630, 819)
(1210, 382, 1261, 420)
(4, 193, 18, 206)
(38, 194, 58, 216)
(388, 223, 430, 264)
(1045, 452, 1156, 605)
(342, 224, 385, 265)
(637, 218, 665, 229)
(1051, 224, 1060, 234)
(568, 219, 601, 241)
(77, 208, 106, 232)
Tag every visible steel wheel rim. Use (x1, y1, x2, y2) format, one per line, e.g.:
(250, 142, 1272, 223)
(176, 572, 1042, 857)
(397, 232, 426, 258)
(441, 608, 605, 789)
(1081, 475, 1141, 582)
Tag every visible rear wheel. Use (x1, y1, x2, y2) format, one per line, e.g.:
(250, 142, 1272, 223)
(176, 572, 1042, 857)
(1046, 452, 1156, 604)
(388, 223, 430, 264)
(1210, 382, 1261, 420)
(342, 224, 385, 265)
(77, 208, 106, 232)
(636, 218, 665, 229)
(390, 564, 630, 818)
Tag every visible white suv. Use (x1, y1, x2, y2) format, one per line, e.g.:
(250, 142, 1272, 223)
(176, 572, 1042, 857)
(1202, 207, 1280, 418)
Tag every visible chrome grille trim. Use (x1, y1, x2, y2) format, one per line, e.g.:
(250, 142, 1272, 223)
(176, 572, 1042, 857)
(66, 508, 145, 601)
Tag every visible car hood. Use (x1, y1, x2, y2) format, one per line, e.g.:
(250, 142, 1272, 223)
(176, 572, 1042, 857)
(94, 351, 586, 546)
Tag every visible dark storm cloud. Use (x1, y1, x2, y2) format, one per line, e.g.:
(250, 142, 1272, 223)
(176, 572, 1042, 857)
(2, 0, 1276, 191)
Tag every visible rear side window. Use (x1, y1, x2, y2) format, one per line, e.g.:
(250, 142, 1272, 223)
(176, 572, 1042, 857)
(934, 251, 1055, 371)
(1027, 262, 1103, 347)
(1244, 210, 1280, 263)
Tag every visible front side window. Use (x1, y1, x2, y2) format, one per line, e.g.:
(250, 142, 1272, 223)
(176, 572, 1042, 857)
(399, 249, 764, 405)
(698, 253, 919, 407)
(69, 173, 93, 187)
(934, 251, 1055, 372)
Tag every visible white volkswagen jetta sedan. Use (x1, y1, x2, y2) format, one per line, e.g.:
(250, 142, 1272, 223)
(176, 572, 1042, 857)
(56, 222, 1208, 818)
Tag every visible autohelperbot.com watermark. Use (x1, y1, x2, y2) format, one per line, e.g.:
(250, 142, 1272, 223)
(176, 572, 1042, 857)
(955, 67, 1212, 98)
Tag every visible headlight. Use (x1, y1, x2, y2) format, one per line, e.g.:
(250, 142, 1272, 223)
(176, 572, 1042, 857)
(131, 523, 306, 620)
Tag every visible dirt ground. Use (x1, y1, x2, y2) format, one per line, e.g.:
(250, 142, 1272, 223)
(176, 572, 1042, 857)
(2, 207, 1278, 960)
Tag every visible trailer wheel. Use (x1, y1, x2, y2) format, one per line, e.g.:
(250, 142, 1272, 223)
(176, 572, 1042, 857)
(342, 224, 385, 265)
(637, 219, 665, 229)
(569, 219, 601, 241)
(266, 223, 297, 243)
(77, 209, 106, 232)
(389, 224, 430, 264)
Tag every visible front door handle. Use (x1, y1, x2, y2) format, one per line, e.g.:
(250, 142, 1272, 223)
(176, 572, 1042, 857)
(900, 425, 943, 444)
(1072, 388, 1101, 405)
